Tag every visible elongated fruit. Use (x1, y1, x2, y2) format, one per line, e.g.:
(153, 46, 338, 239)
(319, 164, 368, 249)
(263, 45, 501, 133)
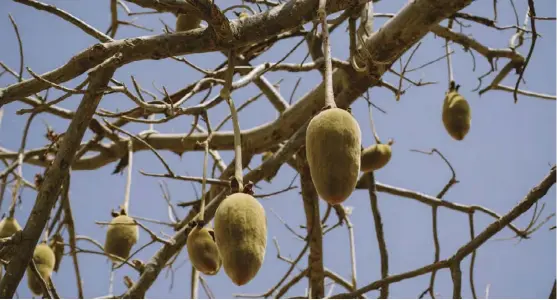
(187, 226, 221, 275)
(442, 86, 471, 141)
(176, 13, 202, 32)
(0, 217, 21, 238)
(361, 144, 392, 172)
(214, 193, 267, 286)
(27, 243, 56, 296)
(306, 108, 361, 204)
(104, 215, 139, 263)
(0, 217, 22, 282)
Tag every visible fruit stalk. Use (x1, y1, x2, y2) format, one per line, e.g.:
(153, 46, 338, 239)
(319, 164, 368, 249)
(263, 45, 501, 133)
(123, 139, 133, 214)
(445, 18, 455, 87)
(223, 51, 244, 191)
(368, 102, 381, 144)
(318, 0, 335, 109)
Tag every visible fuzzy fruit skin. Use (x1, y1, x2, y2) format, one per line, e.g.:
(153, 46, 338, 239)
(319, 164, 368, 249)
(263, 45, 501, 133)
(27, 243, 56, 296)
(104, 215, 139, 263)
(187, 226, 222, 276)
(306, 108, 361, 205)
(214, 193, 267, 286)
(0, 217, 20, 282)
(0, 217, 22, 238)
(442, 90, 471, 141)
(175, 13, 202, 32)
(361, 144, 392, 172)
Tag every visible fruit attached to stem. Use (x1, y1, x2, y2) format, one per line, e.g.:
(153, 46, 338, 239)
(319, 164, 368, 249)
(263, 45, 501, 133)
(214, 193, 267, 286)
(187, 226, 222, 276)
(306, 108, 362, 204)
(442, 82, 471, 141)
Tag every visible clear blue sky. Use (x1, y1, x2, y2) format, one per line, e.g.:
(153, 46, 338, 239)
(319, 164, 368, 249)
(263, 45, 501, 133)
(0, 0, 555, 298)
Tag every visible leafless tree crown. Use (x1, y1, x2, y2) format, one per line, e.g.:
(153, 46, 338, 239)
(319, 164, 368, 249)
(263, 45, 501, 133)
(0, 0, 555, 298)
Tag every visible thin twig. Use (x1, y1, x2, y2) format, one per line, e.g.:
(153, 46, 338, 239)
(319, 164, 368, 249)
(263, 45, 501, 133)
(61, 174, 85, 298)
(513, 0, 537, 103)
(468, 213, 478, 299)
(7, 14, 24, 83)
(366, 172, 389, 298)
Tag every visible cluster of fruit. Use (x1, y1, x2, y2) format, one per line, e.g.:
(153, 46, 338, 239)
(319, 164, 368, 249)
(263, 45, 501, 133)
(0, 217, 59, 296)
(102, 189, 267, 287)
(306, 82, 470, 205)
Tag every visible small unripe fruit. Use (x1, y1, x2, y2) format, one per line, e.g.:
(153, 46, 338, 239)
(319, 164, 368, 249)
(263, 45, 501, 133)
(104, 215, 139, 263)
(361, 144, 392, 172)
(0, 217, 22, 238)
(27, 243, 56, 296)
(442, 88, 471, 141)
(175, 13, 202, 32)
(306, 108, 361, 204)
(187, 226, 221, 275)
(214, 193, 267, 286)
(0, 217, 20, 283)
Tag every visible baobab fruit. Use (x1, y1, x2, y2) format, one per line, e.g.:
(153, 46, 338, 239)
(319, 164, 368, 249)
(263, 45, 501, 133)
(175, 12, 202, 32)
(442, 83, 471, 141)
(104, 215, 139, 263)
(27, 242, 56, 296)
(214, 193, 267, 286)
(0, 217, 21, 238)
(361, 143, 392, 172)
(186, 225, 222, 275)
(306, 108, 361, 205)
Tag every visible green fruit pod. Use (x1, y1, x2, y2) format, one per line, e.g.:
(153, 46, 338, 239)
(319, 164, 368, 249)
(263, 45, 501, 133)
(306, 108, 362, 204)
(175, 13, 202, 32)
(104, 215, 139, 263)
(361, 144, 392, 172)
(214, 193, 267, 286)
(0, 217, 22, 238)
(27, 243, 56, 296)
(187, 226, 222, 275)
(442, 88, 471, 141)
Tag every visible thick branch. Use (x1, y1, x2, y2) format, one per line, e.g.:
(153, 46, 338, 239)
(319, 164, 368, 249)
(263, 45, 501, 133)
(297, 148, 324, 298)
(0, 0, 363, 107)
(0, 54, 120, 298)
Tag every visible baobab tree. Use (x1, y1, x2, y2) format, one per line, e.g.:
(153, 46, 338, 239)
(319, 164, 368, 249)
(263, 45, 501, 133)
(0, 0, 555, 298)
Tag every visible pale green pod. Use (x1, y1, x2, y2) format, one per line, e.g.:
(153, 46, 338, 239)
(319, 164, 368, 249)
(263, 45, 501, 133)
(214, 193, 267, 286)
(187, 226, 221, 275)
(442, 90, 471, 141)
(306, 108, 361, 205)
(361, 144, 392, 172)
(0, 217, 22, 238)
(26, 243, 56, 296)
(104, 215, 139, 263)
